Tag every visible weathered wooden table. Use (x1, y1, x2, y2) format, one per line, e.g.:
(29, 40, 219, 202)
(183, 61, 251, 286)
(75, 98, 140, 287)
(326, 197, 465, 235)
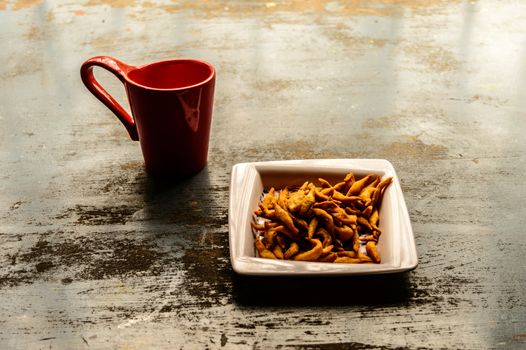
(1, 1, 526, 349)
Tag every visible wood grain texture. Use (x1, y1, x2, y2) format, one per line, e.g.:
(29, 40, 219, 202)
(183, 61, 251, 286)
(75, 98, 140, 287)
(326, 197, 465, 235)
(1, 0, 525, 349)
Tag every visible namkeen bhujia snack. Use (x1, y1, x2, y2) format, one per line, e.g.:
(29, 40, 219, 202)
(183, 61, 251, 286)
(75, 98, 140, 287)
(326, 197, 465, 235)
(252, 172, 392, 263)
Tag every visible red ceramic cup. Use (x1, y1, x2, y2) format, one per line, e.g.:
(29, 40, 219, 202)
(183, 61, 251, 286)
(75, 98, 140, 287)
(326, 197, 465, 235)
(80, 56, 216, 177)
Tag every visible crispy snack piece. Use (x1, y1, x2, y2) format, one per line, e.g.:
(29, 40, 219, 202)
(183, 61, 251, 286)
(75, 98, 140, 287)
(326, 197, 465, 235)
(311, 208, 335, 234)
(322, 245, 334, 255)
(263, 229, 276, 249)
(362, 205, 373, 218)
(290, 212, 309, 231)
(299, 187, 316, 216)
(315, 227, 332, 247)
(337, 250, 357, 258)
(347, 175, 373, 196)
(298, 181, 309, 192)
(334, 256, 361, 264)
(357, 216, 373, 231)
(307, 217, 319, 239)
(332, 191, 363, 205)
(255, 238, 277, 259)
(369, 209, 380, 231)
(273, 245, 284, 259)
(359, 177, 380, 206)
(252, 173, 393, 264)
(273, 225, 295, 240)
(314, 187, 332, 201)
(334, 225, 354, 241)
(274, 203, 299, 234)
(284, 242, 300, 259)
(371, 177, 393, 206)
(366, 241, 381, 263)
(278, 187, 289, 208)
(275, 233, 287, 249)
(317, 252, 337, 262)
(251, 221, 266, 231)
(258, 188, 276, 216)
(287, 190, 304, 214)
(293, 239, 323, 261)
(352, 230, 361, 252)
(328, 206, 357, 226)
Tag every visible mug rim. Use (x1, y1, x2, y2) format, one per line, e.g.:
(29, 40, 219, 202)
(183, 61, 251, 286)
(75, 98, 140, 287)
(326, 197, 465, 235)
(125, 58, 216, 91)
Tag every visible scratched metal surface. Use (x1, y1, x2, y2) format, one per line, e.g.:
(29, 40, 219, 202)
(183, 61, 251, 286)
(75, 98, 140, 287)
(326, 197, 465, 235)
(1, 0, 526, 349)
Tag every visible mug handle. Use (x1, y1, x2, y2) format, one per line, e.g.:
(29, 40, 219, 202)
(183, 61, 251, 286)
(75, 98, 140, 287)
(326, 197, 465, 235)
(80, 56, 139, 141)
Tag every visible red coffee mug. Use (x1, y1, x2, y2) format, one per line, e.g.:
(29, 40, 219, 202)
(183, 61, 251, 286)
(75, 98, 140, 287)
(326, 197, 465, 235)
(80, 56, 216, 177)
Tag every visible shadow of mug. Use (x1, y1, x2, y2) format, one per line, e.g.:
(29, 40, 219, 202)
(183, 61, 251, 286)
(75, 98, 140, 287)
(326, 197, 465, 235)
(80, 56, 216, 177)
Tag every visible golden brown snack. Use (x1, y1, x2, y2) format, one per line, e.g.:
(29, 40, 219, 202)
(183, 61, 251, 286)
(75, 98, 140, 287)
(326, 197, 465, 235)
(290, 212, 309, 231)
(315, 227, 332, 247)
(293, 239, 323, 261)
(277, 187, 289, 208)
(307, 217, 319, 239)
(273, 203, 299, 234)
(337, 250, 357, 258)
(283, 242, 300, 259)
(287, 190, 305, 214)
(255, 238, 277, 259)
(328, 206, 357, 226)
(357, 253, 373, 263)
(314, 188, 332, 202)
(298, 187, 316, 216)
(258, 187, 276, 216)
(366, 241, 381, 263)
(311, 208, 335, 234)
(347, 174, 374, 195)
(252, 172, 393, 264)
(275, 233, 287, 249)
(334, 256, 361, 264)
(352, 230, 361, 253)
(371, 177, 393, 206)
(317, 252, 338, 262)
(334, 225, 354, 241)
(357, 216, 373, 231)
(272, 225, 295, 240)
(359, 177, 380, 206)
(369, 209, 380, 230)
(318, 178, 333, 188)
(272, 245, 284, 259)
(321, 244, 334, 255)
(332, 191, 363, 205)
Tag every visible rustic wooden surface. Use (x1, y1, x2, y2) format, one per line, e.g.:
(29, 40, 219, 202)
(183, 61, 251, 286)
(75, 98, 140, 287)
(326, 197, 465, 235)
(1, 0, 526, 349)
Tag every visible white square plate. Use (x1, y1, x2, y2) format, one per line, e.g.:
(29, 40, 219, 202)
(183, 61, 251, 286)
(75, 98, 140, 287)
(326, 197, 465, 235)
(229, 159, 418, 276)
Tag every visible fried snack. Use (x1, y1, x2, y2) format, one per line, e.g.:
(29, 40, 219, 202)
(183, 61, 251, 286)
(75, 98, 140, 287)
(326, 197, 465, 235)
(283, 242, 299, 259)
(311, 208, 335, 234)
(287, 190, 305, 214)
(298, 187, 316, 216)
(272, 245, 284, 259)
(307, 217, 319, 239)
(273, 202, 299, 234)
(334, 256, 361, 264)
(359, 177, 380, 206)
(293, 239, 323, 261)
(255, 238, 277, 259)
(315, 227, 332, 247)
(318, 253, 337, 262)
(334, 225, 354, 241)
(252, 172, 392, 264)
(365, 241, 381, 263)
(277, 187, 289, 208)
(347, 174, 373, 196)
